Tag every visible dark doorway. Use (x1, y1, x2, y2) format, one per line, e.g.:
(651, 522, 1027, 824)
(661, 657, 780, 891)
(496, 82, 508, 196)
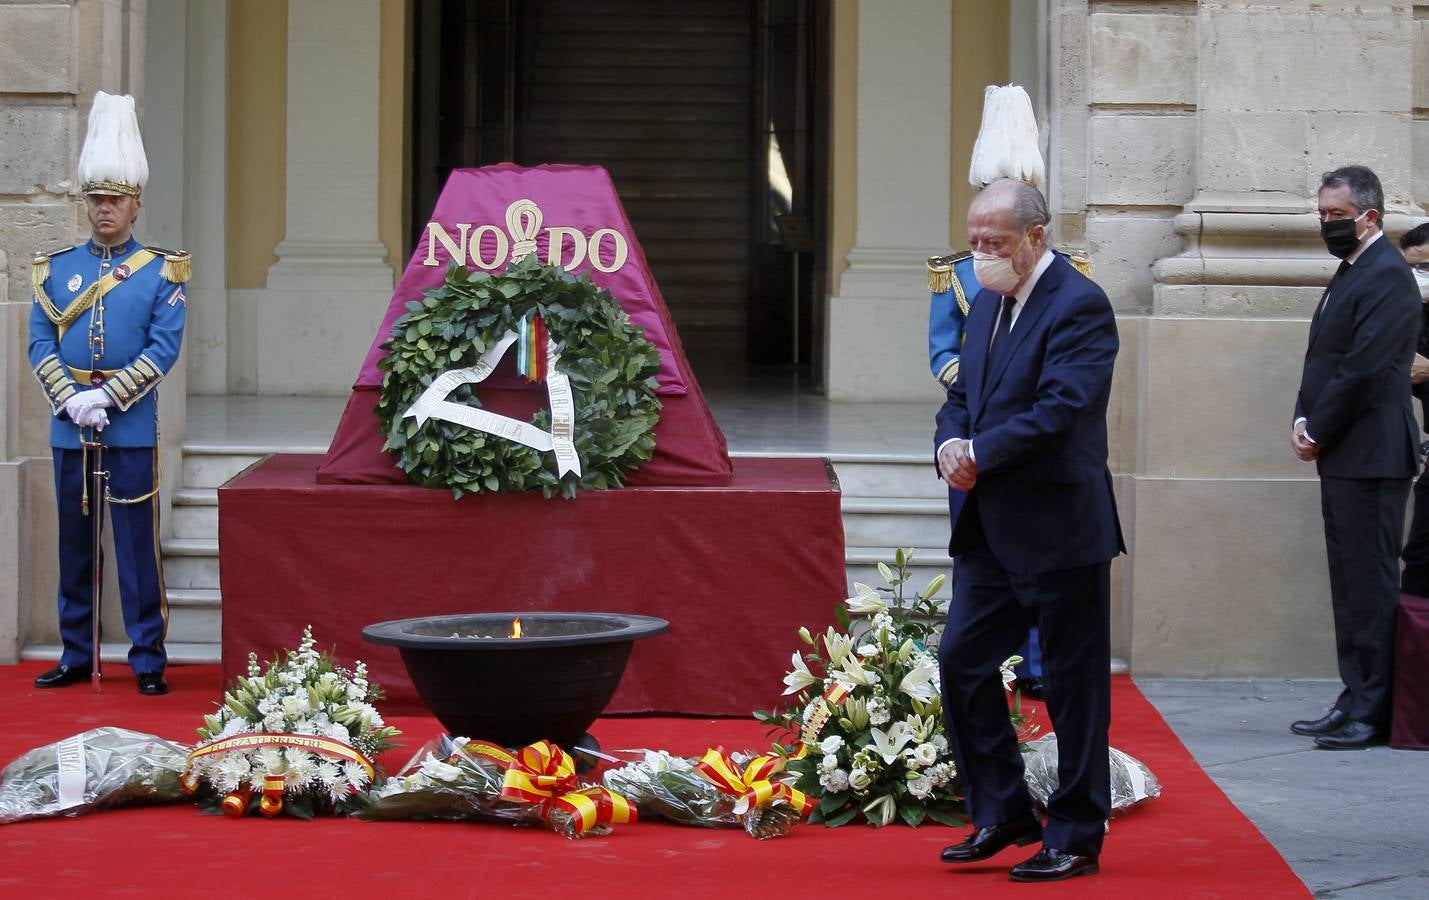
(409, 0, 829, 385)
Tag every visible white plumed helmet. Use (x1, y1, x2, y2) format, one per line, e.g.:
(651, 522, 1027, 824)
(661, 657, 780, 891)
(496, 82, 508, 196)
(967, 84, 1045, 192)
(77, 91, 149, 197)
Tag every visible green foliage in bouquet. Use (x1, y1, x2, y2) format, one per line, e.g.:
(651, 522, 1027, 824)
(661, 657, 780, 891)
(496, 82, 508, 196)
(375, 255, 664, 499)
(187, 627, 401, 819)
(757, 550, 1031, 829)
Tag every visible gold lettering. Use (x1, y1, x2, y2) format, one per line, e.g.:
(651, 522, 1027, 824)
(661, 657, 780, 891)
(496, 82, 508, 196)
(471, 225, 510, 269)
(588, 228, 628, 273)
(545, 227, 588, 271)
(424, 222, 470, 267)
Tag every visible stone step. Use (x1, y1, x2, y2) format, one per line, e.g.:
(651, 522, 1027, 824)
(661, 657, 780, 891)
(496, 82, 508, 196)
(166, 588, 222, 643)
(169, 487, 218, 541)
(21, 641, 222, 666)
(161, 537, 220, 590)
(840, 496, 950, 548)
(827, 454, 945, 500)
(180, 449, 268, 490)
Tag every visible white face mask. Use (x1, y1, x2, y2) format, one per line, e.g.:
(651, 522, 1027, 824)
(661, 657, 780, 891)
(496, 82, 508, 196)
(1415, 269, 1429, 301)
(972, 229, 1033, 295)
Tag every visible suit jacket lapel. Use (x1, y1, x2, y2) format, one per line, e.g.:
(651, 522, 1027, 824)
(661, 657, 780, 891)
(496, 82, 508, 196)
(975, 256, 1066, 416)
(1308, 244, 1379, 350)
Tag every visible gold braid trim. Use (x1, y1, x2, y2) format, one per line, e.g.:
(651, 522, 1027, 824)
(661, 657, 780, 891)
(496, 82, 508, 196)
(927, 251, 970, 294)
(1060, 248, 1093, 278)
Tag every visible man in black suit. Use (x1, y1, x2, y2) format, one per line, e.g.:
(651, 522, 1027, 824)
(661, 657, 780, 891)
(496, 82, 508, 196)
(1291, 165, 1421, 750)
(1394, 224, 1429, 597)
(934, 178, 1123, 883)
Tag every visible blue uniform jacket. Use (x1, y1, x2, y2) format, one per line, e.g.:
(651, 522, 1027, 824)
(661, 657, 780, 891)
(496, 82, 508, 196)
(929, 256, 979, 387)
(28, 237, 188, 449)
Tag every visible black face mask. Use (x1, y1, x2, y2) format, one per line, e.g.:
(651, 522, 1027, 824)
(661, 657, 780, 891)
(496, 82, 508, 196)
(1321, 213, 1366, 259)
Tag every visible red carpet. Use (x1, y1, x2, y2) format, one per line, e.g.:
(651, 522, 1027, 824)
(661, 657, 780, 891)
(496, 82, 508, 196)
(0, 663, 1308, 898)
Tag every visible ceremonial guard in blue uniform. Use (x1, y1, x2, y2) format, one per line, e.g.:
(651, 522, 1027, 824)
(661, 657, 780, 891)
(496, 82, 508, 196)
(28, 92, 189, 695)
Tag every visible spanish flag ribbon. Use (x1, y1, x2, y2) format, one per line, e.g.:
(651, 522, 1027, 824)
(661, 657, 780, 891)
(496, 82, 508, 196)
(792, 680, 853, 758)
(464, 740, 517, 769)
(515, 313, 548, 382)
(499, 739, 636, 834)
(186, 733, 376, 782)
(259, 773, 286, 816)
(694, 748, 813, 817)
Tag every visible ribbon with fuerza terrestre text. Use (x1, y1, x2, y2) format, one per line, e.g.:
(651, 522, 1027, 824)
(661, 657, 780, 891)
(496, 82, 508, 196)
(401, 320, 582, 478)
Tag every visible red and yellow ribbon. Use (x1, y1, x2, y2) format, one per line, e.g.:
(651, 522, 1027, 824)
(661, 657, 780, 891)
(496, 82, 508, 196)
(259, 774, 286, 816)
(499, 739, 636, 834)
(694, 748, 813, 816)
(792, 681, 853, 758)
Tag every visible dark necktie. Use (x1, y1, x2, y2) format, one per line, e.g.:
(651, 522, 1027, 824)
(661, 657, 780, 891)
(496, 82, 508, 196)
(986, 296, 1017, 381)
(1317, 260, 1352, 318)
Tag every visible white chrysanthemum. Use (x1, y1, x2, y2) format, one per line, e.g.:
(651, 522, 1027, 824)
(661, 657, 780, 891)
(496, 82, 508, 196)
(342, 760, 369, 788)
(820, 768, 850, 793)
(820, 753, 840, 774)
(286, 752, 316, 789)
(819, 735, 844, 754)
(257, 747, 286, 775)
(218, 753, 252, 783)
(316, 760, 341, 787)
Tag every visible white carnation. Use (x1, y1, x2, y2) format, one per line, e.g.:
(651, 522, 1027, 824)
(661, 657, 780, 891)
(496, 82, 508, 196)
(820, 768, 850, 793)
(820, 754, 840, 774)
(912, 743, 939, 767)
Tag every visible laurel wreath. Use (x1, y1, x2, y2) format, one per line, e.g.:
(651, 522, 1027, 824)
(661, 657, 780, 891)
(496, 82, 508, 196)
(376, 256, 663, 498)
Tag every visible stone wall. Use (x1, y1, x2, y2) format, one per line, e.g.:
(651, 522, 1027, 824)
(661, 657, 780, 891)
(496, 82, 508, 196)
(0, 0, 149, 662)
(1054, 0, 1429, 676)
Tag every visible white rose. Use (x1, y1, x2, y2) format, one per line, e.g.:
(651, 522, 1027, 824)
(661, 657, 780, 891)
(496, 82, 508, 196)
(821, 753, 840, 773)
(913, 743, 939, 766)
(819, 735, 845, 754)
(849, 767, 872, 791)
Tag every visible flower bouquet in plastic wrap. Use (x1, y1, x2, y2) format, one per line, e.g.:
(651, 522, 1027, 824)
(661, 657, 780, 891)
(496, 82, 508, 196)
(1020, 734, 1161, 816)
(0, 727, 188, 824)
(601, 747, 812, 839)
(361, 735, 635, 839)
(182, 626, 401, 818)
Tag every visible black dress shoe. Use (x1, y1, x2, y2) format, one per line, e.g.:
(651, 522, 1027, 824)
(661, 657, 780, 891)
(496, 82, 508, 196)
(1009, 847, 1099, 882)
(1290, 708, 1348, 736)
(1016, 677, 1045, 700)
(136, 672, 169, 696)
(940, 819, 1043, 863)
(34, 664, 89, 688)
(1313, 720, 1385, 750)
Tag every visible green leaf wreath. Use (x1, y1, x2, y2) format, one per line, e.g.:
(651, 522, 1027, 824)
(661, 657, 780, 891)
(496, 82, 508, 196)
(376, 256, 663, 499)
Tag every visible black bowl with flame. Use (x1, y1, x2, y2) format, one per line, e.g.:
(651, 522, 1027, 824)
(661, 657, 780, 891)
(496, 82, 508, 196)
(362, 612, 669, 750)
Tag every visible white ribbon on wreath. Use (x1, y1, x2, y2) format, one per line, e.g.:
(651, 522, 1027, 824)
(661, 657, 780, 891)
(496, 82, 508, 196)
(401, 330, 582, 478)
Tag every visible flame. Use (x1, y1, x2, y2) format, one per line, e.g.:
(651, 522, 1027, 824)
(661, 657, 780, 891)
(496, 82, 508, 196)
(510, 617, 522, 639)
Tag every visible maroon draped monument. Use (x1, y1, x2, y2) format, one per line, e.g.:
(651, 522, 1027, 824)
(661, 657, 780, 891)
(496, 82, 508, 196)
(219, 164, 846, 716)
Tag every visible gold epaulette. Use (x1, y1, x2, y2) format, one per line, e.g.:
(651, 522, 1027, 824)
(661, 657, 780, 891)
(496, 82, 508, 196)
(927, 251, 971, 294)
(1057, 247, 1093, 278)
(148, 246, 192, 283)
(30, 246, 78, 324)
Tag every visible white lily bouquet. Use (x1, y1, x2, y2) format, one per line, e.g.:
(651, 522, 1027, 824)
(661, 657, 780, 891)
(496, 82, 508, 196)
(757, 550, 1031, 828)
(183, 626, 401, 818)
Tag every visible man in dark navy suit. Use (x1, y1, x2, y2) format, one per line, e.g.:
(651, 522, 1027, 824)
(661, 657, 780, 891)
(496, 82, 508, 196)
(933, 178, 1123, 883)
(1290, 165, 1420, 750)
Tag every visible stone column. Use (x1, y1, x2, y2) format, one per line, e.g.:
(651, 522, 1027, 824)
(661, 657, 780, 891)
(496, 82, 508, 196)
(255, 0, 394, 394)
(825, 0, 952, 401)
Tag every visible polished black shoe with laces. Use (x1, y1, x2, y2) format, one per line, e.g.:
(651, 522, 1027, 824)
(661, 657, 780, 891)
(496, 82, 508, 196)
(1290, 708, 1347, 736)
(136, 672, 169, 696)
(1008, 847, 1099, 882)
(34, 664, 90, 688)
(1313, 720, 1385, 750)
(940, 819, 1043, 863)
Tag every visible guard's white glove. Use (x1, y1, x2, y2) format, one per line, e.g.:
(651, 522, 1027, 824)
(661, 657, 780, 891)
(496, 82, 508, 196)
(76, 406, 110, 430)
(72, 387, 114, 412)
(63, 394, 87, 421)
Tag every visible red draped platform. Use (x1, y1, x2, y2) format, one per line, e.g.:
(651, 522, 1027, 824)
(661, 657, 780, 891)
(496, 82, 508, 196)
(219, 454, 845, 717)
